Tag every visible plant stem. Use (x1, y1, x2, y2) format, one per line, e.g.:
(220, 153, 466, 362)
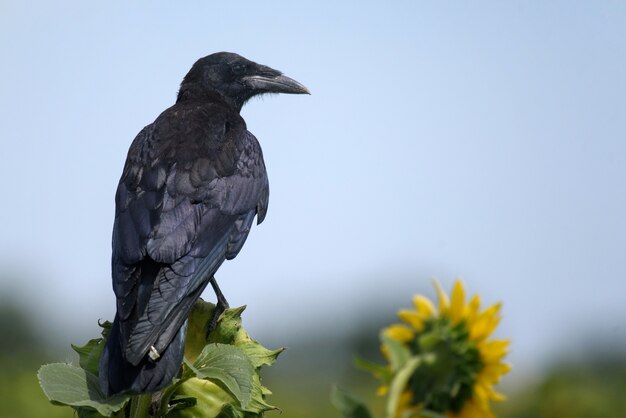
(130, 393, 153, 418)
(384, 355, 427, 418)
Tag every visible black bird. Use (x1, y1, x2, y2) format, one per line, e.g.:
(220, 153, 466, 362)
(98, 52, 308, 396)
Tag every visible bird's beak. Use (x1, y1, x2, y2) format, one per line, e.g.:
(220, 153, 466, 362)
(244, 74, 310, 95)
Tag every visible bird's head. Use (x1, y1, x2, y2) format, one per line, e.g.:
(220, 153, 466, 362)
(177, 52, 309, 110)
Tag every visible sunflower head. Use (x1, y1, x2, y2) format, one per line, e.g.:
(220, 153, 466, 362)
(377, 280, 511, 418)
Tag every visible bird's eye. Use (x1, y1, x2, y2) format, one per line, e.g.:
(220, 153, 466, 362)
(232, 64, 246, 75)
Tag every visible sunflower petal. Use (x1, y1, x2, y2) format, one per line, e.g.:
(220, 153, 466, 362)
(398, 309, 425, 331)
(478, 339, 510, 363)
(450, 280, 466, 323)
(412, 295, 436, 317)
(473, 386, 487, 409)
(432, 280, 450, 314)
(487, 386, 507, 402)
(465, 295, 481, 326)
(455, 398, 489, 418)
(384, 324, 415, 343)
(470, 303, 502, 341)
(479, 362, 512, 384)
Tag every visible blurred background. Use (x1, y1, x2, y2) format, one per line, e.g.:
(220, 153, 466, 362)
(1, 1, 625, 417)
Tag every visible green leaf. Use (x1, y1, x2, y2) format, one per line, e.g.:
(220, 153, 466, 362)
(173, 301, 280, 417)
(237, 342, 284, 369)
(381, 333, 412, 372)
(71, 321, 111, 377)
(209, 306, 246, 344)
(216, 403, 244, 418)
(190, 344, 255, 408)
(241, 373, 278, 414)
(76, 407, 107, 418)
(72, 338, 105, 376)
(164, 377, 232, 418)
(354, 356, 393, 381)
(330, 385, 374, 418)
(38, 363, 129, 416)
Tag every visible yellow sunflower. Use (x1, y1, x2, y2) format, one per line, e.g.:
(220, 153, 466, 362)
(381, 280, 511, 418)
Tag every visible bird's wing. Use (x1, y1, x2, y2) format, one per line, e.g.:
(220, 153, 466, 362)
(112, 108, 268, 365)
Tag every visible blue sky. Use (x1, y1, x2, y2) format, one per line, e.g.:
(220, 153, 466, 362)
(1, 1, 625, 379)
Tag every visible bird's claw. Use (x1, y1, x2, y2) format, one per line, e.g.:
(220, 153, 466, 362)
(206, 299, 228, 338)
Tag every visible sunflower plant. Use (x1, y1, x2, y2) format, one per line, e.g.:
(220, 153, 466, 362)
(333, 280, 510, 418)
(37, 299, 282, 418)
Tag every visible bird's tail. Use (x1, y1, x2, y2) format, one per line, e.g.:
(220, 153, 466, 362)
(98, 315, 187, 397)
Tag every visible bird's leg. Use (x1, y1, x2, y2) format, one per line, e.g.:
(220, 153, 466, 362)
(206, 276, 229, 337)
(150, 391, 163, 417)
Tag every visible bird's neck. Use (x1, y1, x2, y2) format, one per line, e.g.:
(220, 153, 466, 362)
(176, 84, 243, 112)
